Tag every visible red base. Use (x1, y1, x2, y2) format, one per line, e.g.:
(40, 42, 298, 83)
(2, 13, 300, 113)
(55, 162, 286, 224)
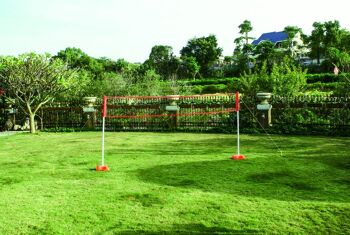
(231, 154, 246, 160)
(96, 165, 109, 171)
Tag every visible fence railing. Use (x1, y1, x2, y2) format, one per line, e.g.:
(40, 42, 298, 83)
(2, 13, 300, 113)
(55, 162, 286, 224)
(0, 94, 349, 136)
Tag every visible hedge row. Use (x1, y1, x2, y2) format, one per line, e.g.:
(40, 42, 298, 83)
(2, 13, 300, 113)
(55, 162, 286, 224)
(306, 82, 343, 91)
(184, 77, 239, 86)
(305, 73, 350, 83)
(192, 84, 228, 94)
(183, 73, 350, 87)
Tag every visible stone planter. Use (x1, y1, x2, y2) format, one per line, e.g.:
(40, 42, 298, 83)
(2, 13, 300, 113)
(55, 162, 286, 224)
(83, 97, 97, 107)
(82, 97, 97, 129)
(165, 95, 180, 130)
(256, 92, 272, 128)
(256, 92, 272, 105)
(166, 95, 180, 105)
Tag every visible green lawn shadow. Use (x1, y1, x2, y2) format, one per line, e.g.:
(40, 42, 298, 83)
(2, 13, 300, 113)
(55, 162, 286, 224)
(137, 155, 349, 202)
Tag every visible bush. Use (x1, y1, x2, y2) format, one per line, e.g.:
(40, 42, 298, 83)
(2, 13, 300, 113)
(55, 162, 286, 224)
(306, 82, 342, 92)
(201, 84, 227, 94)
(238, 58, 307, 96)
(186, 77, 239, 86)
(306, 73, 342, 83)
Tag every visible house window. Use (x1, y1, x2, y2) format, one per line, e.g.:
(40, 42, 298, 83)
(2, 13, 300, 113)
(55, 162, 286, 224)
(275, 42, 282, 48)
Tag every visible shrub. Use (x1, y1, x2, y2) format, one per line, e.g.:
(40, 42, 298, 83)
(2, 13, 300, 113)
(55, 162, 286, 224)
(201, 84, 227, 94)
(238, 58, 307, 96)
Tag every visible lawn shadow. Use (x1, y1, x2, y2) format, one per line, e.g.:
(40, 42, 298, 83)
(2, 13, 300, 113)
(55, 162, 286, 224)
(137, 156, 349, 202)
(106, 223, 257, 234)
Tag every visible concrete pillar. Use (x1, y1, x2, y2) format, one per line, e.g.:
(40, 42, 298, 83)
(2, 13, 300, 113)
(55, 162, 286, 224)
(165, 95, 180, 130)
(256, 93, 272, 129)
(83, 97, 97, 129)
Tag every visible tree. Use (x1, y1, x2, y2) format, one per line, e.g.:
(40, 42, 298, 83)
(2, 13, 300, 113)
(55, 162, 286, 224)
(326, 47, 350, 72)
(308, 22, 326, 64)
(233, 20, 255, 75)
(309, 20, 344, 66)
(253, 40, 278, 70)
(55, 47, 104, 79)
(180, 35, 222, 77)
(180, 56, 200, 80)
(55, 47, 88, 68)
(236, 20, 254, 47)
(323, 20, 342, 48)
(283, 26, 302, 56)
(146, 45, 179, 79)
(0, 53, 78, 133)
(98, 57, 118, 73)
(238, 57, 307, 96)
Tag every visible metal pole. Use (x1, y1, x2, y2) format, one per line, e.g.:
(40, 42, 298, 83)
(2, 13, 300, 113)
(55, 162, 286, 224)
(235, 92, 240, 155)
(101, 116, 105, 166)
(237, 110, 240, 155)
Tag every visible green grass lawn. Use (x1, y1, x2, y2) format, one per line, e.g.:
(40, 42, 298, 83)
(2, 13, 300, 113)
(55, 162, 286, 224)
(0, 132, 349, 234)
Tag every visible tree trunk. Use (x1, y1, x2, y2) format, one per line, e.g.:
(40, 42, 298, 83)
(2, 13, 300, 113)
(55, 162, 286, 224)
(29, 112, 36, 134)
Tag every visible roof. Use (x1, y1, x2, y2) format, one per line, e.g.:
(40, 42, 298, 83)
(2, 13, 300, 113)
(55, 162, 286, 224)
(252, 31, 288, 45)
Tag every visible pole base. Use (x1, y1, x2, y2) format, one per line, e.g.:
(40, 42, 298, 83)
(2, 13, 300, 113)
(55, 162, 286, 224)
(231, 154, 246, 160)
(96, 165, 109, 171)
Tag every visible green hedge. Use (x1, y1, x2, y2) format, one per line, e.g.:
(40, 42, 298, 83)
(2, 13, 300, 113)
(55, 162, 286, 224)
(306, 73, 350, 83)
(185, 77, 240, 86)
(306, 82, 343, 91)
(185, 73, 349, 86)
(192, 84, 228, 94)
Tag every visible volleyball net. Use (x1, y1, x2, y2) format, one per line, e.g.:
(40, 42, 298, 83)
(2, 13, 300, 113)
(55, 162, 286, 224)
(96, 92, 244, 171)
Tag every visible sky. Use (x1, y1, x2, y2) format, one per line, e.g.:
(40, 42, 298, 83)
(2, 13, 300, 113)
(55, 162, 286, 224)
(1, 0, 349, 63)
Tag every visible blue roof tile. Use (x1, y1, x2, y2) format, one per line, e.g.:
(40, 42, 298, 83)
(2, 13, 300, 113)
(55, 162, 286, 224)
(252, 31, 288, 45)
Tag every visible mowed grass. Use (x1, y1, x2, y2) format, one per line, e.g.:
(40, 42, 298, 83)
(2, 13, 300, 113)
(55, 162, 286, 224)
(0, 132, 349, 234)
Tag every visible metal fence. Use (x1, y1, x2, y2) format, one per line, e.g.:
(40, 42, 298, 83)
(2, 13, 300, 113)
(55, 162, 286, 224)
(0, 94, 349, 136)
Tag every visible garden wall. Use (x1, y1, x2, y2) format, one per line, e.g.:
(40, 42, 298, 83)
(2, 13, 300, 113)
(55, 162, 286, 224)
(1, 94, 349, 136)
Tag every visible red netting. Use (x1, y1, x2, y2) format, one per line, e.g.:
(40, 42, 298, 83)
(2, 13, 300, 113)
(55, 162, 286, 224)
(102, 93, 239, 119)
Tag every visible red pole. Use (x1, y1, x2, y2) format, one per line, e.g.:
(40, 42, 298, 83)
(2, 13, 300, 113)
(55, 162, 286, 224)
(231, 91, 245, 160)
(102, 96, 107, 118)
(235, 92, 240, 112)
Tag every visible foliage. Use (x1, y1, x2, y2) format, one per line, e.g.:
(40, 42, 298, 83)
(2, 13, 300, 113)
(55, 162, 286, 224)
(238, 58, 307, 96)
(308, 20, 350, 72)
(326, 47, 350, 72)
(233, 20, 256, 75)
(333, 74, 350, 96)
(55, 47, 120, 80)
(179, 56, 200, 80)
(306, 82, 340, 92)
(269, 58, 307, 96)
(180, 35, 223, 77)
(0, 53, 78, 133)
(234, 20, 254, 50)
(305, 73, 346, 83)
(200, 84, 227, 94)
(146, 45, 180, 79)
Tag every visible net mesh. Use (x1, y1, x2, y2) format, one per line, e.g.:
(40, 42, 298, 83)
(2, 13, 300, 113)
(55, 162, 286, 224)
(103, 93, 238, 119)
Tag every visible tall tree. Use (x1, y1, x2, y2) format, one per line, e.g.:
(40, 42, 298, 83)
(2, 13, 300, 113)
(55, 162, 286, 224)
(283, 26, 303, 56)
(233, 20, 255, 74)
(55, 47, 104, 79)
(146, 45, 179, 78)
(324, 20, 342, 48)
(308, 22, 326, 64)
(0, 53, 78, 133)
(180, 35, 222, 77)
(55, 47, 88, 68)
(180, 56, 200, 80)
(239, 20, 254, 45)
(253, 40, 278, 69)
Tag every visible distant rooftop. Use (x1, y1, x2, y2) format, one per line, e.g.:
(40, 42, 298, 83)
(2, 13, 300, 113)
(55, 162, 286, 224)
(252, 31, 288, 45)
